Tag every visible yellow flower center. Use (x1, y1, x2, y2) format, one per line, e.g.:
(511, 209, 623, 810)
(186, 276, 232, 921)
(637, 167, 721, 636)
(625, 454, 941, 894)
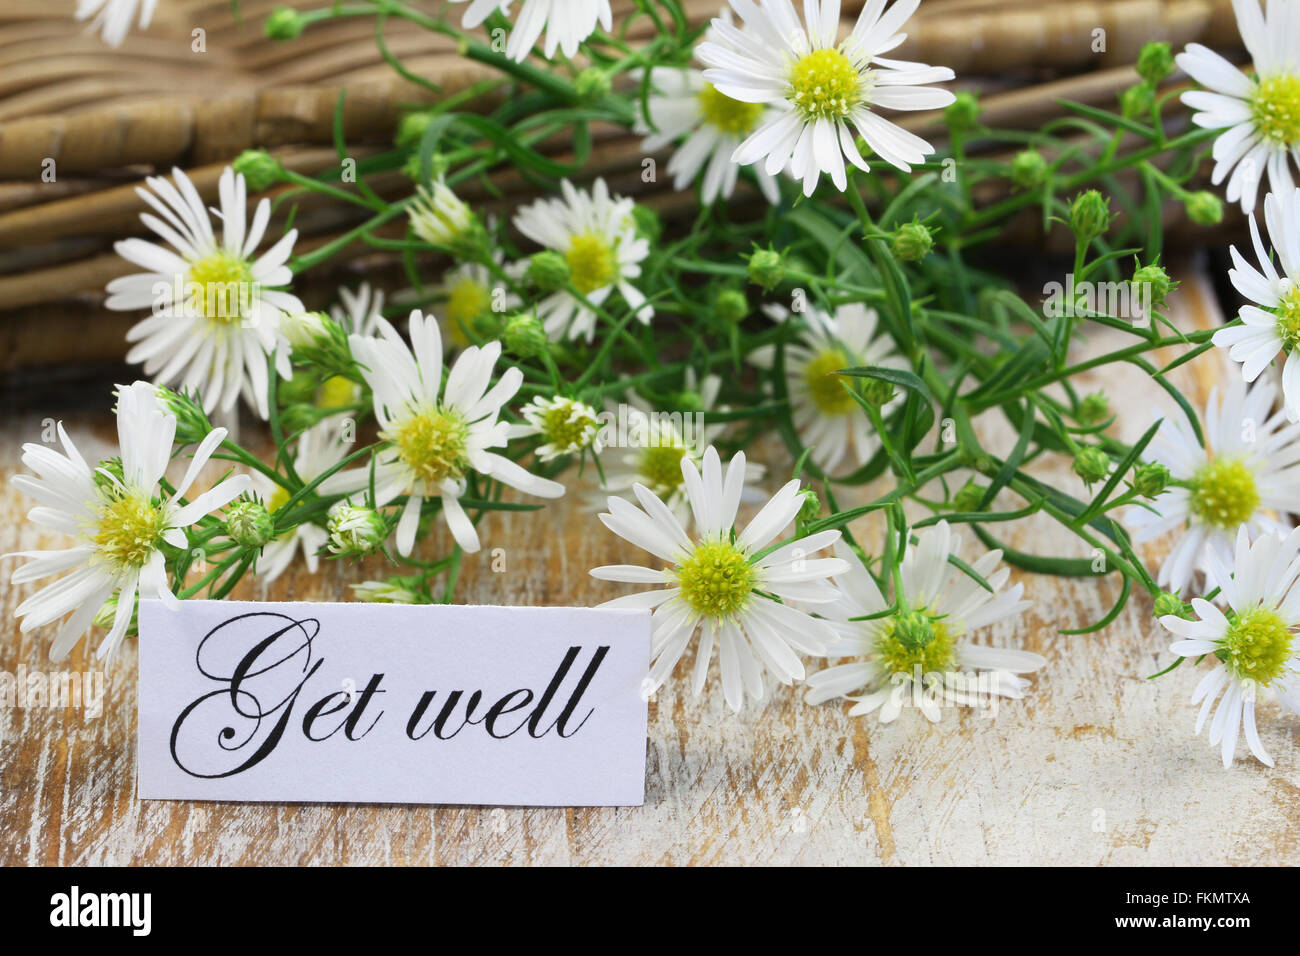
(541, 402, 598, 453)
(1221, 605, 1294, 684)
(875, 609, 956, 676)
(267, 485, 291, 513)
(639, 442, 687, 493)
(788, 49, 864, 120)
(566, 231, 617, 295)
(93, 490, 168, 570)
(187, 252, 254, 323)
(1276, 284, 1300, 351)
(446, 276, 492, 336)
(676, 538, 755, 618)
(697, 83, 765, 136)
(803, 347, 855, 415)
(1188, 457, 1259, 529)
(1251, 74, 1300, 146)
(384, 406, 470, 487)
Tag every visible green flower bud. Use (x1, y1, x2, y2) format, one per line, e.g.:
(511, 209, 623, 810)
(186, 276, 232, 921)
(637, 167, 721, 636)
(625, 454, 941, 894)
(746, 246, 787, 292)
(945, 91, 981, 133)
(1132, 461, 1171, 498)
(1185, 190, 1224, 226)
(575, 67, 612, 101)
(1136, 41, 1175, 85)
(395, 111, 433, 149)
(715, 288, 749, 324)
(1010, 149, 1048, 190)
(1132, 261, 1177, 312)
(150, 385, 212, 446)
(891, 221, 934, 262)
(1070, 190, 1112, 242)
(1076, 391, 1110, 425)
(1154, 591, 1195, 621)
(894, 609, 936, 650)
(503, 313, 549, 359)
(225, 499, 276, 548)
(264, 6, 305, 40)
(232, 148, 282, 192)
(631, 205, 661, 242)
(1072, 446, 1111, 485)
(327, 503, 388, 557)
(1008, 149, 1050, 191)
(797, 488, 822, 523)
(952, 478, 988, 513)
(860, 377, 896, 407)
(1119, 82, 1154, 120)
(527, 251, 572, 292)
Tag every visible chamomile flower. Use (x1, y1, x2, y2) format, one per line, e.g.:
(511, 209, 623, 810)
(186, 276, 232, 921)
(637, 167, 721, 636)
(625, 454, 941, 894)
(106, 166, 301, 420)
(596, 374, 764, 520)
(636, 19, 782, 205)
(697, 0, 957, 196)
(249, 421, 349, 582)
(331, 282, 386, 337)
(512, 396, 603, 461)
(512, 178, 652, 342)
(5, 381, 250, 660)
(76, 0, 156, 46)
(1125, 378, 1300, 596)
(451, 0, 612, 62)
(1159, 526, 1300, 767)
(1214, 186, 1300, 418)
(320, 310, 565, 555)
(1176, 0, 1300, 214)
(591, 446, 848, 711)
(805, 523, 1041, 722)
(748, 301, 906, 472)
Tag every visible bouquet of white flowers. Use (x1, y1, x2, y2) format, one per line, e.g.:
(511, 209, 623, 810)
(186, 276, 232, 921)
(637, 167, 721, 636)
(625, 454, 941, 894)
(14, 0, 1300, 770)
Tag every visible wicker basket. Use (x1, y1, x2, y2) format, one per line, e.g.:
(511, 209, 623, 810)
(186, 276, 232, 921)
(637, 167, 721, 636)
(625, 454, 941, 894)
(0, 0, 1242, 378)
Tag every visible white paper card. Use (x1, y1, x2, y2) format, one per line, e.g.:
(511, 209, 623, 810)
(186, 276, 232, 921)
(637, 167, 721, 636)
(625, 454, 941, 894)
(137, 600, 650, 806)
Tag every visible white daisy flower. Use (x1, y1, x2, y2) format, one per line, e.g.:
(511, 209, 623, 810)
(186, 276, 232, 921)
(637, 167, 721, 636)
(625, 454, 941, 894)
(320, 310, 565, 555)
(5, 381, 250, 661)
(591, 445, 848, 712)
(636, 18, 782, 205)
(249, 421, 349, 583)
(1159, 526, 1300, 767)
(512, 178, 652, 342)
(1176, 0, 1300, 214)
(1214, 186, 1300, 418)
(805, 522, 1041, 722)
(748, 301, 906, 473)
(106, 166, 302, 420)
(595, 373, 765, 521)
(451, 0, 612, 62)
(76, 0, 156, 46)
(331, 282, 386, 337)
(512, 396, 603, 461)
(1125, 378, 1300, 596)
(697, 0, 957, 196)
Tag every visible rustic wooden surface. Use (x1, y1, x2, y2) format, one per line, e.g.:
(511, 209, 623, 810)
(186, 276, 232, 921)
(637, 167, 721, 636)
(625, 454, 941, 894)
(3, 266, 1299, 865)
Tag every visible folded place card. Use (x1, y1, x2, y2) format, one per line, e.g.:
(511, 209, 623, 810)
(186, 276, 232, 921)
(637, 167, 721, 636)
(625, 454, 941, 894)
(137, 600, 651, 806)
